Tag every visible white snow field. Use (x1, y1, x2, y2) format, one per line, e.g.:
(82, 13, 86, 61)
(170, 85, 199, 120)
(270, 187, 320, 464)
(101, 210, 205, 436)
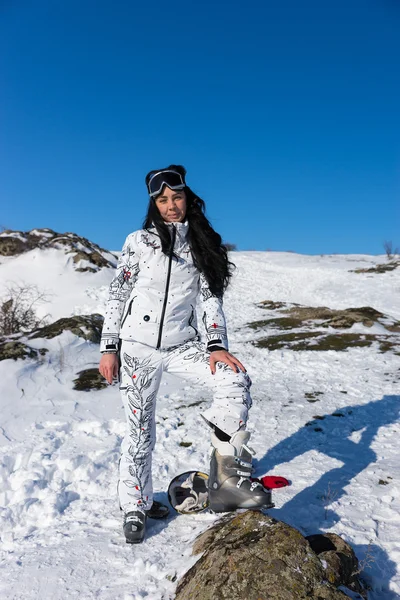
(0, 244, 399, 600)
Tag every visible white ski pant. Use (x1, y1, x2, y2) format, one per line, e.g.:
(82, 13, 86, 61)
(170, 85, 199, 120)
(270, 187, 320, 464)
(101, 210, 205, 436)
(118, 339, 252, 512)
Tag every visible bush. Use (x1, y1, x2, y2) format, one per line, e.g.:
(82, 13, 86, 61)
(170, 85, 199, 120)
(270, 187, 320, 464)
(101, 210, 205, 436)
(224, 243, 237, 252)
(0, 283, 51, 336)
(383, 240, 399, 260)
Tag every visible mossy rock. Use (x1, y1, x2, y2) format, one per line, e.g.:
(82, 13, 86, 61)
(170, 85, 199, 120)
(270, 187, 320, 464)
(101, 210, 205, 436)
(0, 236, 29, 256)
(320, 307, 386, 329)
(73, 368, 108, 391)
(0, 341, 48, 361)
(351, 261, 400, 274)
(30, 314, 104, 343)
(175, 511, 363, 600)
(71, 249, 110, 269)
(283, 306, 338, 322)
(0, 228, 57, 256)
(0, 228, 117, 271)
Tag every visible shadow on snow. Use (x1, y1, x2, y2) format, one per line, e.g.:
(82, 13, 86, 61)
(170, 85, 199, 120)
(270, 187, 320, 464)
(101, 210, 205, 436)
(255, 394, 400, 599)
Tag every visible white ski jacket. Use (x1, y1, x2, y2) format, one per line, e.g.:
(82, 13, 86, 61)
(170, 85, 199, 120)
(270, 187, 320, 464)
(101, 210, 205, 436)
(100, 221, 228, 353)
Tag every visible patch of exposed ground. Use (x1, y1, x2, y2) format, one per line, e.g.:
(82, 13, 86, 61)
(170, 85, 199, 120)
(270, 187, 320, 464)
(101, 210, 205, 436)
(249, 303, 400, 353)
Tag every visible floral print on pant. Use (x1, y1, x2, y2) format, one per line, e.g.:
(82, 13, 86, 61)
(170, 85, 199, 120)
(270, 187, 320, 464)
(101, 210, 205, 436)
(118, 339, 252, 512)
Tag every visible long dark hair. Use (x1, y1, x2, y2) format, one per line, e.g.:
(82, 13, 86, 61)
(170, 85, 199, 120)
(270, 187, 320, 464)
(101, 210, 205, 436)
(143, 165, 234, 297)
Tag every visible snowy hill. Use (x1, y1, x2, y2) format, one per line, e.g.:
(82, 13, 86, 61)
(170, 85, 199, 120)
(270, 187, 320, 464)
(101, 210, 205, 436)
(0, 234, 399, 600)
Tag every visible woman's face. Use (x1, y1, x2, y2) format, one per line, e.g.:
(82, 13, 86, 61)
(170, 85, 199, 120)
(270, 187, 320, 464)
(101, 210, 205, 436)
(155, 185, 187, 222)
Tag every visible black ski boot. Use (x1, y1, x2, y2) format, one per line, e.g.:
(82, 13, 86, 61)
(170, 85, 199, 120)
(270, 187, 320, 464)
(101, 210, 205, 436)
(120, 500, 169, 519)
(208, 430, 273, 513)
(123, 510, 147, 544)
(146, 500, 170, 519)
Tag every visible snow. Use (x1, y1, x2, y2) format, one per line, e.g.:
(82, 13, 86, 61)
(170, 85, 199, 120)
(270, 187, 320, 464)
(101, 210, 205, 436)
(29, 229, 54, 238)
(0, 247, 399, 599)
(0, 248, 114, 321)
(0, 231, 27, 242)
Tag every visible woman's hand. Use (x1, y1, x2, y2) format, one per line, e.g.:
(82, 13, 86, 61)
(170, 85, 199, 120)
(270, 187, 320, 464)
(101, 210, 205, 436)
(99, 353, 119, 384)
(209, 350, 246, 375)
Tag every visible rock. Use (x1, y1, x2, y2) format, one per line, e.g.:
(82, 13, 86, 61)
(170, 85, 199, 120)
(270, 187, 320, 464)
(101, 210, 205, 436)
(29, 314, 104, 343)
(307, 533, 367, 598)
(0, 236, 29, 256)
(0, 341, 48, 361)
(175, 511, 364, 600)
(320, 307, 385, 329)
(0, 228, 117, 272)
(73, 368, 108, 391)
(71, 249, 111, 269)
(257, 300, 293, 310)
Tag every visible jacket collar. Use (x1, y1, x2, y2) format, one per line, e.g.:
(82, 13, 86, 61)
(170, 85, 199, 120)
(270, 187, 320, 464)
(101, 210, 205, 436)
(165, 220, 189, 233)
(149, 220, 189, 231)
(167, 221, 189, 247)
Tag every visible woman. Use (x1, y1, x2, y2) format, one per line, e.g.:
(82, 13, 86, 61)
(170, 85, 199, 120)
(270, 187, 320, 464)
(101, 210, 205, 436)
(99, 165, 271, 544)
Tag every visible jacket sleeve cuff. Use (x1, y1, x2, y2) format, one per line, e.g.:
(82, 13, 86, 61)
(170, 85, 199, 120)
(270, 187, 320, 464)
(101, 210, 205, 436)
(207, 344, 226, 353)
(100, 336, 120, 353)
(206, 339, 229, 352)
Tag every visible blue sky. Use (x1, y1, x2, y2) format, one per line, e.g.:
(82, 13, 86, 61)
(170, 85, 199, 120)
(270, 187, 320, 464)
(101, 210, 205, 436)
(1, 0, 399, 254)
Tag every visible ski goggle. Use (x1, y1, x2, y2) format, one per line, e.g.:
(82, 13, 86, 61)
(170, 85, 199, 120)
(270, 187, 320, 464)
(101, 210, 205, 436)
(147, 170, 186, 198)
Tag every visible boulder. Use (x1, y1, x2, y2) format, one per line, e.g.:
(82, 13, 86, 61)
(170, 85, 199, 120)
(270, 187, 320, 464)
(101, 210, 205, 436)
(29, 314, 104, 343)
(175, 511, 366, 600)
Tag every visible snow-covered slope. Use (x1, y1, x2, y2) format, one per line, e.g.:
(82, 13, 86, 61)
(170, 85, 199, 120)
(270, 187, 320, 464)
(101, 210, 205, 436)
(0, 242, 399, 600)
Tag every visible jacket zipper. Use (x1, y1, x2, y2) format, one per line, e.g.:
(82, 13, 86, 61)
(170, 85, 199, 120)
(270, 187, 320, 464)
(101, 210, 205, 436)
(121, 297, 134, 328)
(189, 305, 199, 338)
(156, 225, 176, 350)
